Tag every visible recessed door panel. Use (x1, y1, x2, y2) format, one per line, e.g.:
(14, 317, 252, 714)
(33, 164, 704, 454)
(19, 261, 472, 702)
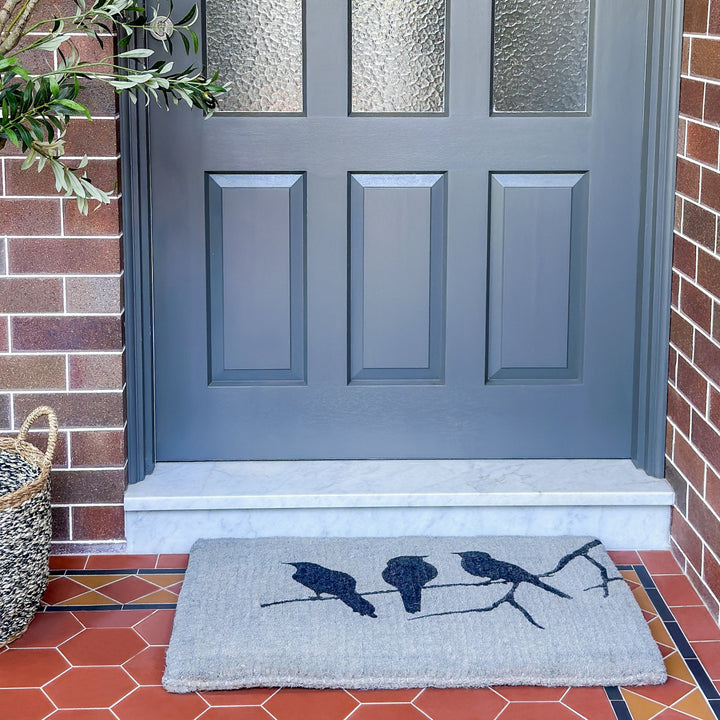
(487, 173, 588, 382)
(206, 173, 305, 384)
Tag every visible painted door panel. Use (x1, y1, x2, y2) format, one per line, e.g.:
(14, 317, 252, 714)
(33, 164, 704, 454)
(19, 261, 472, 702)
(150, 0, 649, 459)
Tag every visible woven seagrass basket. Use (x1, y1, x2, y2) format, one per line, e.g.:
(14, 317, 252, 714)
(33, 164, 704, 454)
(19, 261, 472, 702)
(0, 407, 58, 645)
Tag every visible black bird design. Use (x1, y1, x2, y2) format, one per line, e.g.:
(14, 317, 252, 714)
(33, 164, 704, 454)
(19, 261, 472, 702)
(455, 551, 571, 600)
(382, 556, 439, 614)
(286, 562, 377, 617)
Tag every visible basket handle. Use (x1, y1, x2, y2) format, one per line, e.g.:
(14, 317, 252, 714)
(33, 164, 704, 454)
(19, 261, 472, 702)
(16, 406, 58, 468)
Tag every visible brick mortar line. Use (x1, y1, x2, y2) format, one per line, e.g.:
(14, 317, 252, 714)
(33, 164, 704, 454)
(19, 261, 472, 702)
(4, 234, 124, 240)
(678, 151, 720, 173)
(3, 390, 125, 397)
(668, 336, 718, 381)
(671, 265, 697, 289)
(678, 153, 720, 175)
(64, 466, 127, 471)
(0, 273, 124, 279)
(62, 502, 125, 507)
(686, 483, 720, 549)
(3, 195, 121, 201)
(2, 154, 122, 161)
(674, 227, 720, 251)
(1, 311, 123, 317)
(678, 202, 720, 226)
(678, 272, 720, 305)
(675, 153, 720, 178)
(680, 71, 720, 88)
(9, 425, 128, 432)
(675, 188, 720, 214)
(678, 111, 720, 132)
(669, 375, 720, 430)
(0, 350, 124, 356)
(668, 377, 717, 421)
(669, 418, 720, 489)
(669, 315, 720, 371)
(683, 31, 720, 38)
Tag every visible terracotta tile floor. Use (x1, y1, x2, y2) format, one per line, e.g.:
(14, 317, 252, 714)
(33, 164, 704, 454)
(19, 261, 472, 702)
(2, 550, 719, 720)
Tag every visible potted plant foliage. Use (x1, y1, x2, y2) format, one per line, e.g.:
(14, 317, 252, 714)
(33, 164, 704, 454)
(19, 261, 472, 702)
(0, 0, 224, 211)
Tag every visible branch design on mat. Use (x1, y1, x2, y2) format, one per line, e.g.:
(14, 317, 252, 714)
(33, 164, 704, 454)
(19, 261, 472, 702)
(260, 539, 624, 628)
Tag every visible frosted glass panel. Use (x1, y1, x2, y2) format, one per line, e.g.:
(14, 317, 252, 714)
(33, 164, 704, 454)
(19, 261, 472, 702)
(351, 0, 446, 114)
(493, 0, 590, 114)
(206, 0, 303, 113)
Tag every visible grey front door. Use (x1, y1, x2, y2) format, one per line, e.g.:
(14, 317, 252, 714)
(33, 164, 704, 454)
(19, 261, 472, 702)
(150, 0, 650, 460)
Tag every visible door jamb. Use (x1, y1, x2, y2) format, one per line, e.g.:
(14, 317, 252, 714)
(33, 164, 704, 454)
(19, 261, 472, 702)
(120, 0, 683, 483)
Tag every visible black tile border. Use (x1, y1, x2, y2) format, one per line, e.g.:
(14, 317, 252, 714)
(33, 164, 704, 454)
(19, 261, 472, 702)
(42, 567, 186, 611)
(628, 563, 720, 718)
(50, 568, 187, 576)
(44, 603, 177, 612)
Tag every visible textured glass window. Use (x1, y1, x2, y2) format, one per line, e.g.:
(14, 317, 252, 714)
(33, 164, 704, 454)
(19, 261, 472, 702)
(493, 0, 591, 114)
(351, 0, 446, 114)
(206, 0, 303, 113)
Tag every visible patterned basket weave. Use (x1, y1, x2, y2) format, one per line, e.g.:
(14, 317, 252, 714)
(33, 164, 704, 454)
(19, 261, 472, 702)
(0, 407, 58, 645)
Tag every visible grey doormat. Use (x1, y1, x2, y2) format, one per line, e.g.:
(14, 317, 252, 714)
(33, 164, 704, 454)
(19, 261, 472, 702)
(163, 536, 667, 692)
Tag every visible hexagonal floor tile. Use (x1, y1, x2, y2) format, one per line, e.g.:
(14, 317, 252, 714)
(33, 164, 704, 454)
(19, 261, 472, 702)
(47, 711, 118, 719)
(202, 710, 274, 720)
(350, 705, 428, 720)
(415, 688, 508, 720)
(0, 648, 70, 687)
(60, 628, 147, 666)
(199, 688, 279, 706)
(264, 688, 358, 720)
(133, 610, 175, 645)
(45, 666, 137, 708)
(561, 687, 617, 720)
(113, 686, 208, 720)
(0, 688, 55, 720)
(494, 686, 568, 702)
(346, 689, 421, 703)
(498, 702, 584, 720)
(10, 612, 84, 649)
(73, 609, 153, 629)
(123, 645, 167, 686)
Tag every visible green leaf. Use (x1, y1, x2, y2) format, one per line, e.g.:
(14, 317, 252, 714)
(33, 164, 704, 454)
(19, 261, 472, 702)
(3, 128, 19, 146)
(177, 5, 197, 27)
(54, 99, 92, 118)
(117, 48, 154, 58)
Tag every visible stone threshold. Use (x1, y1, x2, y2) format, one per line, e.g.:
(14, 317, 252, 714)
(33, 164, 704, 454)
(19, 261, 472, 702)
(125, 459, 672, 511)
(124, 460, 674, 553)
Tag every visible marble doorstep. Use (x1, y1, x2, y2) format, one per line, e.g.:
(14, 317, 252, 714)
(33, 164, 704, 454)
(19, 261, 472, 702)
(126, 459, 672, 510)
(124, 460, 674, 553)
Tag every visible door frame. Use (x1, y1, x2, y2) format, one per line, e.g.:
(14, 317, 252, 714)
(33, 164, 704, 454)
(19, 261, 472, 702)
(120, 0, 684, 484)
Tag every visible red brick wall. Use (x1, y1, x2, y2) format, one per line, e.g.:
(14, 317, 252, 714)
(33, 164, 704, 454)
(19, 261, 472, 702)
(0, 11, 127, 552)
(666, 0, 720, 623)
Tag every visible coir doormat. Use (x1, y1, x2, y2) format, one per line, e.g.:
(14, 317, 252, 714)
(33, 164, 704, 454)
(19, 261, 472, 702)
(163, 536, 667, 692)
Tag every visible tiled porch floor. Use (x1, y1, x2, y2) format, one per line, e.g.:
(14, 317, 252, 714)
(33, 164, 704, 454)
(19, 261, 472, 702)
(2, 551, 719, 720)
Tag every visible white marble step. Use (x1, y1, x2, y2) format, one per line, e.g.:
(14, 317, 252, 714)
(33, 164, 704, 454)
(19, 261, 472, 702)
(124, 459, 674, 553)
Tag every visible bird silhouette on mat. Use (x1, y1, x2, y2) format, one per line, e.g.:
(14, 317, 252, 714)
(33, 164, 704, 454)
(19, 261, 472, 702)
(455, 551, 571, 600)
(382, 556, 438, 614)
(286, 562, 377, 617)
